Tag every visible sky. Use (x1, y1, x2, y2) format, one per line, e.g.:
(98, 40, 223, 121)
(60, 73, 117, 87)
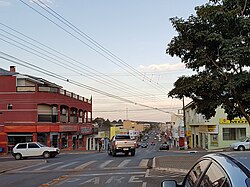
(0, 0, 208, 122)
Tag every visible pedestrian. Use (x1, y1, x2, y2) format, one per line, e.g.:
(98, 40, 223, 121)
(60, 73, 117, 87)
(98, 139, 102, 152)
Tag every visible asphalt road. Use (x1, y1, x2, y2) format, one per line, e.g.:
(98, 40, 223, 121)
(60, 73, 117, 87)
(0, 143, 205, 187)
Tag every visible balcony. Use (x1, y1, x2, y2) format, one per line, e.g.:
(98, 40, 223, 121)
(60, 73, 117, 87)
(17, 86, 36, 92)
(60, 115, 68, 123)
(38, 114, 58, 123)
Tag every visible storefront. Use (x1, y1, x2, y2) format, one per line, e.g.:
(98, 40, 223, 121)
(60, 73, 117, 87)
(218, 118, 249, 148)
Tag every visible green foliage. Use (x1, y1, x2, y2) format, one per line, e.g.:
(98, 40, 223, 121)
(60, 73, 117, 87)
(167, 0, 250, 123)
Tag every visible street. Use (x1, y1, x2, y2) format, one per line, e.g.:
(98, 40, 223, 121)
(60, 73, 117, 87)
(0, 143, 206, 187)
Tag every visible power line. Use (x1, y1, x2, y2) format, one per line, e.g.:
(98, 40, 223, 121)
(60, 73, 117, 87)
(19, 0, 169, 95)
(0, 51, 171, 114)
(0, 23, 163, 100)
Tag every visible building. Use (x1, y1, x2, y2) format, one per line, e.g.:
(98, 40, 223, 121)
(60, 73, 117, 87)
(123, 120, 144, 132)
(185, 102, 250, 150)
(0, 66, 93, 154)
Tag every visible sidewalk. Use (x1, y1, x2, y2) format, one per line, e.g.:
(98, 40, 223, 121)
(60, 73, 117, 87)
(153, 146, 228, 172)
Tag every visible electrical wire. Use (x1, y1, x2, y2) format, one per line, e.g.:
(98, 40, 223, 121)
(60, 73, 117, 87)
(0, 51, 172, 114)
(19, 0, 169, 95)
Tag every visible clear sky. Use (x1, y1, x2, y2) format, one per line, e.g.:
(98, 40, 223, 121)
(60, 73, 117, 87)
(0, 0, 207, 122)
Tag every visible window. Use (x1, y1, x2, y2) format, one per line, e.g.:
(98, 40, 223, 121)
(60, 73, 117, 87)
(7, 104, 13, 110)
(184, 159, 211, 187)
(223, 128, 246, 140)
(199, 163, 231, 187)
(115, 135, 131, 140)
(28, 143, 39, 148)
(16, 144, 27, 149)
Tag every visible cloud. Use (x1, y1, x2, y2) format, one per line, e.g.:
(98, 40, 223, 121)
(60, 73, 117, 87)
(0, 0, 11, 6)
(139, 63, 185, 72)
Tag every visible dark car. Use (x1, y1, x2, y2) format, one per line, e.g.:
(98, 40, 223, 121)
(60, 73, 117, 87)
(159, 143, 169, 150)
(161, 152, 250, 187)
(141, 142, 148, 148)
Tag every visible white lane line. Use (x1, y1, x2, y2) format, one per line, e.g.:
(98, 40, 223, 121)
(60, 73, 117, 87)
(55, 161, 78, 170)
(70, 171, 146, 177)
(34, 162, 63, 171)
(99, 160, 113, 168)
(74, 161, 96, 170)
(139, 159, 149, 168)
(117, 159, 131, 168)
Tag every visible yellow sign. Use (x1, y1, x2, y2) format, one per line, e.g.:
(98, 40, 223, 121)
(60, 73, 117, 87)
(207, 125, 218, 133)
(219, 118, 248, 124)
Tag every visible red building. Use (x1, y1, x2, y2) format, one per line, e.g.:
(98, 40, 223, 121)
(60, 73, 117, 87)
(0, 66, 93, 154)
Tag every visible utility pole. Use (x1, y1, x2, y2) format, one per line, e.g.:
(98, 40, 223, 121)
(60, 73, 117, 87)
(183, 97, 188, 149)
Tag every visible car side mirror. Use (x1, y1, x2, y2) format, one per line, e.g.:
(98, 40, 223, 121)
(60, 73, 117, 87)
(161, 180, 180, 187)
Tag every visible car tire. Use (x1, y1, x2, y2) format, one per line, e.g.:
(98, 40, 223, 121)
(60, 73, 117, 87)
(108, 149, 112, 156)
(238, 146, 245, 151)
(43, 151, 50, 158)
(15, 153, 22, 160)
(131, 149, 135, 156)
(112, 150, 116, 157)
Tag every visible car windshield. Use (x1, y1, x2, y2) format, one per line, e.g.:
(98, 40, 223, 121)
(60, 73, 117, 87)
(240, 137, 248, 142)
(115, 135, 131, 139)
(37, 142, 45, 147)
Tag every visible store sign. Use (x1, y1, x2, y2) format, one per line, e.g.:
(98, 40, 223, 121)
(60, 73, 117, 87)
(59, 125, 78, 132)
(207, 125, 218, 134)
(179, 127, 185, 137)
(219, 118, 248, 124)
(80, 126, 92, 135)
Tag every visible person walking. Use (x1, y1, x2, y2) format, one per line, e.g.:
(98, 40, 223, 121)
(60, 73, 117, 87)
(98, 139, 102, 152)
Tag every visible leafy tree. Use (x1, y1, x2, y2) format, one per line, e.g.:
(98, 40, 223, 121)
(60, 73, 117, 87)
(167, 0, 250, 124)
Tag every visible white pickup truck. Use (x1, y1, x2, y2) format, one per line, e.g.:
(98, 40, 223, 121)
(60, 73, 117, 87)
(108, 134, 136, 157)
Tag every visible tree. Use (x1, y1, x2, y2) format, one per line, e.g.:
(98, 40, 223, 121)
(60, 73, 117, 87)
(167, 0, 250, 125)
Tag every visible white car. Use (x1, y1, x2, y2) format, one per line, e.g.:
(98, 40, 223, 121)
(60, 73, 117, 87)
(230, 137, 250, 151)
(12, 142, 60, 160)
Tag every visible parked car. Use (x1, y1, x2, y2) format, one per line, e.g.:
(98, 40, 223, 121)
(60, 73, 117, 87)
(12, 142, 60, 160)
(140, 142, 148, 148)
(161, 152, 250, 187)
(159, 143, 169, 150)
(230, 137, 250, 151)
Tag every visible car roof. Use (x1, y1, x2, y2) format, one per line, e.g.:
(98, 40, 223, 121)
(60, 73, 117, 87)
(223, 152, 250, 171)
(200, 152, 250, 187)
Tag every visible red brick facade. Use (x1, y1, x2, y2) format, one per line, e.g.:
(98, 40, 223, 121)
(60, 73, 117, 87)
(0, 67, 93, 154)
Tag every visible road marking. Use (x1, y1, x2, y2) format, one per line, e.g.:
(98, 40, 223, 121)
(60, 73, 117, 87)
(34, 162, 63, 171)
(117, 159, 131, 168)
(55, 161, 78, 170)
(74, 161, 96, 170)
(70, 171, 146, 177)
(99, 160, 113, 168)
(139, 159, 149, 168)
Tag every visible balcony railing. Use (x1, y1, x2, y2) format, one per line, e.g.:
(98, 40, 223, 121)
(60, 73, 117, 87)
(38, 114, 58, 123)
(60, 115, 68, 123)
(38, 87, 58, 93)
(70, 116, 78, 123)
(17, 86, 36, 92)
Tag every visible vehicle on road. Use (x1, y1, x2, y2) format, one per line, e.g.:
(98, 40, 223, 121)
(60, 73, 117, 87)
(230, 137, 250, 151)
(108, 134, 136, 157)
(12, 142, 60, 160)
(161, 152, 250, 187)
(140, 142, 148, 148)
(159, 143, 169, 150)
